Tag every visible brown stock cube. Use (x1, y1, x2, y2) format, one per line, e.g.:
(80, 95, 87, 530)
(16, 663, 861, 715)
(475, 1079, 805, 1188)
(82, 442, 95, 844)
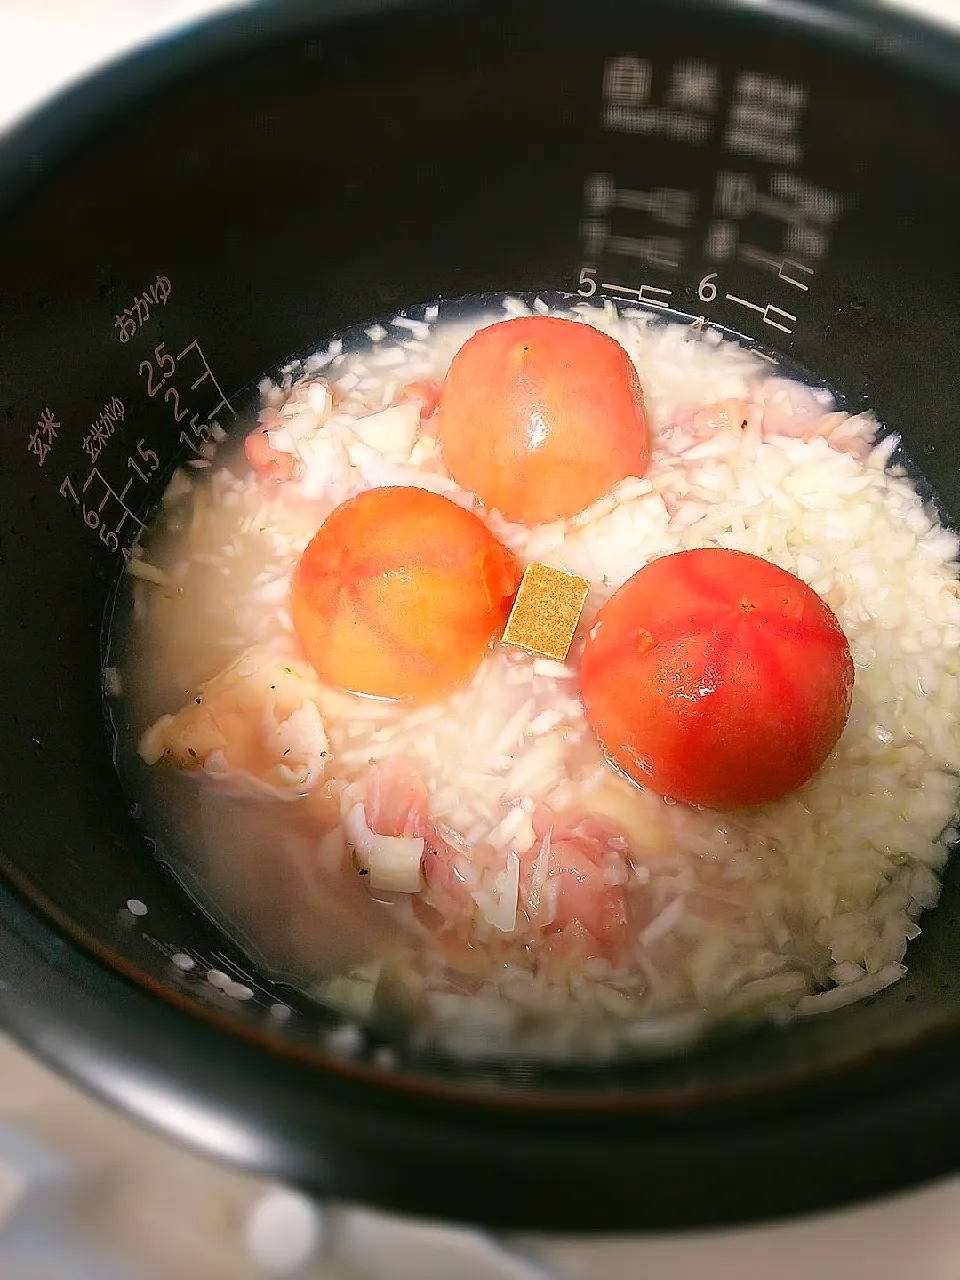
(502, 562, 590, 662)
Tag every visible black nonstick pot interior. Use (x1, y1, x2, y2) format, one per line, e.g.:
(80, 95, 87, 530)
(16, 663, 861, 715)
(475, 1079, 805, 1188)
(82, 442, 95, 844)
(1, 0, 959, 1232)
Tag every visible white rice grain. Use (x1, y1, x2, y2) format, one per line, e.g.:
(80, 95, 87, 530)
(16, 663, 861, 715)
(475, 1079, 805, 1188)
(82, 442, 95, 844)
(125, 297, 960, 1055)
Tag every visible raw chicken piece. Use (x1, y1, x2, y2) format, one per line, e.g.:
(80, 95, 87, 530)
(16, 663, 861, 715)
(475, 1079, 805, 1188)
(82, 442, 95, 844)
(245, 378, 441, 486)
(417, 802, 636, 969)
(197, 789, 403, 979)
(758, 379, 877, 457)
(394, 379, 442, 423)
(244, 378, 339, 482)
(363, 759, 432, 839)
(666, 385, 876, 460)
(139, 645, 329, 800)
(244, 426, 299, 481)
(339, 761, 432, 894)
(677, 383, 829, 445)
(758, 378, 832, 438)
(416, 837, 495, 977)
(689, 397, 763, 440)
(520, 808, 632, 964)
(328, 755, 641, 969)
(658, 397, 759, 456)
(421, 839, 477, 913)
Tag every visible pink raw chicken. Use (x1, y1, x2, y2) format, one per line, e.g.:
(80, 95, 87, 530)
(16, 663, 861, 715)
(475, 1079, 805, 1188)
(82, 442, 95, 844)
(409, 792, 636, 971)
(337, 759, 435, 895)
(520, 807, 632, 965)
(363, 759, 432, 839)
(340, 760, 636, 969)
(138, 645, 329, 800)
(664, 382, 876, 460)
(244, 377, 340, 482)
(244, 379, 441, 483)
(393, 379, 442, 424)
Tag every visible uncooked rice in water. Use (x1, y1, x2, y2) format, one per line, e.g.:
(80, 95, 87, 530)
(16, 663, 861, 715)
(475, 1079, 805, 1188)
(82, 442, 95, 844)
(112, 295, 960, 1059)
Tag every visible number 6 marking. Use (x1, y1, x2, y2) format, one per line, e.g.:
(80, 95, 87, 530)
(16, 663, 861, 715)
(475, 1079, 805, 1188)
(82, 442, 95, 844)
(698, 273, 718, 303)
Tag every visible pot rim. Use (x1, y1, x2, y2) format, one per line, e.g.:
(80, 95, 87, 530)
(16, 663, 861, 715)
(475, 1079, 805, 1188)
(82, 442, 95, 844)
(2, 0, 960, 1230)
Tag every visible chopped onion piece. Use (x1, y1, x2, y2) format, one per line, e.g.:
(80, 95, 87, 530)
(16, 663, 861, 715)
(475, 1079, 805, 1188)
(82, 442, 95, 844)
(127, 558, 172, 586)
(348, 401, 420, 462)
(368, 836, 425, 893)
(473, 852, 521, 932)
(343, 802, 424, 892)
(317, 961, 381, 1017)
(794, 964, 905, 1016)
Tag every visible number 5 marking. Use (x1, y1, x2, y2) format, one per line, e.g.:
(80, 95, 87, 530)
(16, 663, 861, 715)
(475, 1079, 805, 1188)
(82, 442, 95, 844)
(578, 267, 598, 297)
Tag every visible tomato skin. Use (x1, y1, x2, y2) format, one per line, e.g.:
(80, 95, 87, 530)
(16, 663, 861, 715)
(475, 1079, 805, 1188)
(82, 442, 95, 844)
(291, 486, 522, 702)
(436, 316, 650, 525)
(580, 548, 854, 808)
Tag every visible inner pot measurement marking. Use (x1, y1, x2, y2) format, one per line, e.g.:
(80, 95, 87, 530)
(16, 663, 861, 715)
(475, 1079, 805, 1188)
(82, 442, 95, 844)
(53, 334, 235, 560)
(737, 248, 813, 291)
(138, 338, 235, 439)
(581, 55, 848, 341)
(60, 467, 145, 554)
(579, 271, 673, 310)
(137, 337, 235, 459)
(723, 293, 797, 334)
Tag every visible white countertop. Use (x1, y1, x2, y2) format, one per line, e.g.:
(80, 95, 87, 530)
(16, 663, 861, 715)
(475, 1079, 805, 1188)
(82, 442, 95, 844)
(0, 2, 958, 1278)
(0, 0, 956, 135)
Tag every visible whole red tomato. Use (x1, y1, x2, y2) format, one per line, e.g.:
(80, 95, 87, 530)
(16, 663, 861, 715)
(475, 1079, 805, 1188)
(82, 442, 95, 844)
(291, 486, 521, 702)
(436, 315, 650, 525)
(579, 548, 854, 808)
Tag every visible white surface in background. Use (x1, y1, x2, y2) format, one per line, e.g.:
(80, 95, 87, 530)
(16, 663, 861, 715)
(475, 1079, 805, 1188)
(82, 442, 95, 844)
(244, 1190, 326, 1274)
(880, 0, 960, 23)
(0, 0, 954, 134)
(525, 1180, 960, 1280)
(0, 0, 959, 1277)
(0, 0, 247, 132)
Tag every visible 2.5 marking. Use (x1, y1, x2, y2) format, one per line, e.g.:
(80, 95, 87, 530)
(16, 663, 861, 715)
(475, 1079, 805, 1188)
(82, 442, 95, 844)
(138, 336, 235, 456)
(138, 339, 235, 424)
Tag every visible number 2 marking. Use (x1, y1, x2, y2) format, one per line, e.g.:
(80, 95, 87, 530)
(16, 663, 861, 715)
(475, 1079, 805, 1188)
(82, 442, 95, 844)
(164, 386, 188, 422)
(139, 360, 160, 398)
